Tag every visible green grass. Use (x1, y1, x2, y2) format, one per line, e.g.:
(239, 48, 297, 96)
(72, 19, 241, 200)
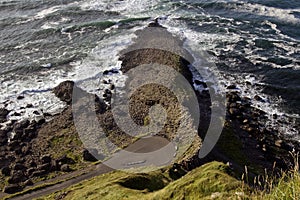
(37, 162, 248, 200)
(37, 155, 300, 200)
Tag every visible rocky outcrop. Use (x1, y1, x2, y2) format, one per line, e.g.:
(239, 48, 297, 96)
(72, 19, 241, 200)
(53, 80, 76, 105)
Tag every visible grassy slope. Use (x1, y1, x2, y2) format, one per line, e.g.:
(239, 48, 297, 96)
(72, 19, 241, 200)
(38, 160, 300, 200)
(38, 162, 248, 200)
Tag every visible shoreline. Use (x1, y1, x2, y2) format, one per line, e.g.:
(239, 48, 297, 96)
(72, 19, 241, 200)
(0, 21, 299, 198)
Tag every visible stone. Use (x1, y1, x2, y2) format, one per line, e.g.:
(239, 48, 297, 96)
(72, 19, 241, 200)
(17, 95, 25, 100)
(37, 163, 51, 171)
(1, 166, 11, 176)
(103, 69, 118, 75)
(26, 168, 35, 176)
(30, 170, 46, 177)
(0, 108, 9, 117)
(24, 179, 33, 186)
(21, 145, 31, 155)
(229, 108, 238, 115)
(0, 108, 9, 122)
(26, 104, 33, 108)
(13, 163, 26, 171)
(53, 81, 75, 105)
(227, 85, 237, 89)
(254, 95, 265, 102)
(33, 111, 40, 115)
(41, 155, 52, 164)
(194, 80, 206, 85)
(60, 164, 71, 172)
(3, 184, 22, 194)
(275, 140, 283, 147)
(109, 84, 115, 90)
(8, 170, 26, 184)
(56, 155, 75, 165)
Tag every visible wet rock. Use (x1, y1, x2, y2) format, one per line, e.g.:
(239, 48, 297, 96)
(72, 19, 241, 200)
(0, 108, 9, 122)
(44, 112, 52, 117)
(254, 95, 265, 102)
(3, 184, 22, 194)
(103, 69, 118, 75)
(37, 118, 46, 126)
(13, 120, 30, 134)
(109, 84, 115, 90)
(227, 85, 237, 90)
(0, 108, 9, 117)
(17, 95, 25, 100)
(60, 164, 71, 172)
(26, 104, 33, 108)
(33, 110, 40, 115)
(11, 112, 21, 117)
(102, 80, 109, 84)
(194, 80, 206, 85)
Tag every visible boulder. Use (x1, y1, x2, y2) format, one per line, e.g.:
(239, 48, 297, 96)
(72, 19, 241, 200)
(26, 167, 35, 176)
(37, 163, 51, 171)
(3, 184, 22, 194)
(1, 166, 11, 176)
(53, 81, 75, 105)
(13, 163, 26, 171)
(56, 155, 75, 165)
(41, 155, 52, 164)
(60, 164, 71, 172)
(24, 179, 33, 186)
(0, 108, 9, 123)
(103, 69, 119, 75)
(17, 95, 24, 100)
(0, 130, 8, 144)
(30, 170, 46, 178)
(8, 170, 26, 184)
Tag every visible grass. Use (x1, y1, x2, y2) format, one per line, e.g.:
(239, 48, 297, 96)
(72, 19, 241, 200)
(37, 152, 300, 200)
(37, 161, 248, 200)
(254, 152, 300, 200)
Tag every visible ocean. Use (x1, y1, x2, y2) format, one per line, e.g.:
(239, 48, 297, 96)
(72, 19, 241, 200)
(0, 0, 299, 140)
